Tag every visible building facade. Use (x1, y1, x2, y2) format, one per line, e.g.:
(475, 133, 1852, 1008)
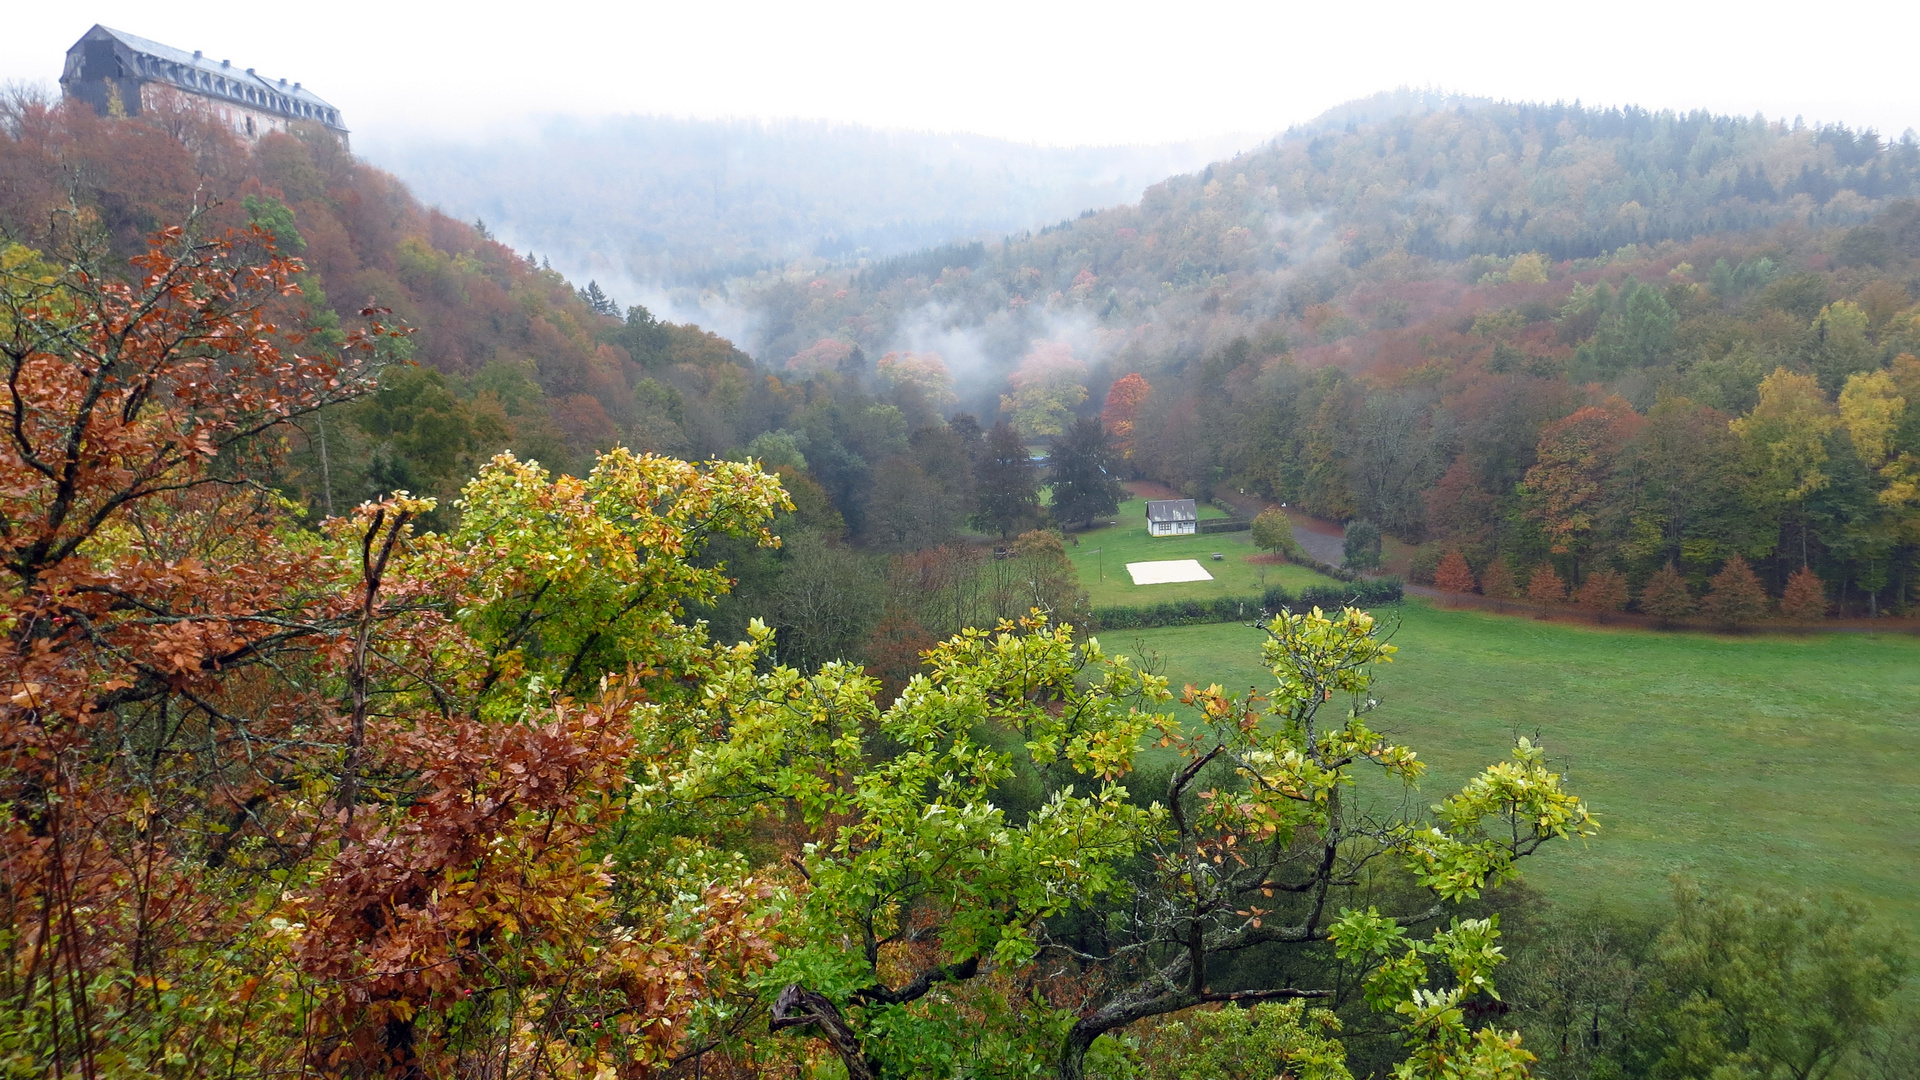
(61, 25, 348, 149)
(1145, 499, 1198, 537)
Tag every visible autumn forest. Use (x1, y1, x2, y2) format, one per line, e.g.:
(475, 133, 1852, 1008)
(1, 75, 1917, 1080)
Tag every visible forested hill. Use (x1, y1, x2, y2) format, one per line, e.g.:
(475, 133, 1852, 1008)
(0, 90, 766, 518)
(743, 99, 1920, 368)
(729, 97, 1920, 618)
(10, 88, 1920, 620)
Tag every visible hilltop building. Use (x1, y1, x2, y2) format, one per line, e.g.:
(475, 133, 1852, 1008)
(60, 25, 348, 149)
(1145, 499, 1197, 537)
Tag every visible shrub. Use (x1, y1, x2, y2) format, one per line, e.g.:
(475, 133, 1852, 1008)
(1638, 563, 1696, 624)
(1526, 562, 1567, 604)
(1703, 554, 1771, 627)
(1407, 545, 1444, 585)
(1779, 566, 1829, 621)
(1343, 519, 1382, 571)
(1293, 578, 1404, 609)
(1432, 550, 1477, 593)
(1090, 581, 1404, 631)
(1092, 595, 1271, 630)
(1199, 519, 1252, 534)
(1132, 999, 1352, 1080)
(1574, 568, 1631, 613)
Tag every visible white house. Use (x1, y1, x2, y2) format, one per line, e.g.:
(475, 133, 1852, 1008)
(1145, 499, 1198, 537)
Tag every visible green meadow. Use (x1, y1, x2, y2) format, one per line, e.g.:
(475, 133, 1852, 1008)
(1065, 496, 1337, 607)
(1102, 600, 1920, 928)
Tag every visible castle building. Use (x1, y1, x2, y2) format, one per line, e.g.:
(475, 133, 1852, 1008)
(60, 25, 348, 149)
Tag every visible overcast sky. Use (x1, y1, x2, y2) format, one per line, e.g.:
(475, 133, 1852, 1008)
(5, 0, 1917, 150)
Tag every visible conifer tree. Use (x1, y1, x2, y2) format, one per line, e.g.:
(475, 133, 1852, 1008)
(1526, 562, 1567, 604)
(1574, 568, 1631, 614)
(1433, 550, 1477, 593)
(1482, 558, 1519, 599)
(1779, 565, 1830, 621)
(972, 420, 1040, 539)
(1048, 416, 1124, 529)
(1703, 554, 1771, 627)
(1638, 564, 1696, 624)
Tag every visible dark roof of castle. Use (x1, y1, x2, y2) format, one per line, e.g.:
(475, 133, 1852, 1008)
(69, 25, 345, 130)
(1145, 499, 1197, 523)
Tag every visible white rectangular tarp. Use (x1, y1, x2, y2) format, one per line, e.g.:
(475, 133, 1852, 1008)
(1126, 559, 1214, 585)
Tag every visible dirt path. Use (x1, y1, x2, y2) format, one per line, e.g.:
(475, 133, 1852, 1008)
(1123, 480, 1186, 501)
(1212, 489, 1347, 568)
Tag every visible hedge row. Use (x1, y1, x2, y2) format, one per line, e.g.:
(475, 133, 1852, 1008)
(1282, 549, 1365, 583)
(1198, 519, 1252, 534)
(1090, 578, 1404, 630)
(1290, 578, 1404, 609)
(1091, 595, 1268, 630)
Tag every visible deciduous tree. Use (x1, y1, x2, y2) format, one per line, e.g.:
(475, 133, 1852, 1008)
(1253, 508, 1301, 559)
(1001, 340, 1088, 438)
(0, 220, 396, 1076)
(1520, 397, 1641, 566)
(1047, 607, 1592, 1080)
(1732, 368, 1838, 568)
(1622, 884, 1908, 1080)
(1101, 371, 1152, 461)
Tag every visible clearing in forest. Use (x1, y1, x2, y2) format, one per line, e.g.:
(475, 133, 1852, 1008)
(1067, 495, 1335, 605)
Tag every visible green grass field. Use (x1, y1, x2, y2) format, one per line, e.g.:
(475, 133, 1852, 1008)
(1066, 497, 1337, 606)
(1100, 600, 1920, 928)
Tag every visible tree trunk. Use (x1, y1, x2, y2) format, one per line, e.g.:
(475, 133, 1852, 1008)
(1058, 1022, 1101, 1080)
(771, 984, 876, 1080)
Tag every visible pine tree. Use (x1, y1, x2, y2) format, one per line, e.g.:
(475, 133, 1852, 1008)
(1048, 416, 1124, 529)
(1638, 563, 1696, 624)
(972, 420, 1040, 539)
(1526, 562, 1567, 604)
(1482, 558, 1519, 599)
(1779, 565, 1830, 622)
(1574, 568, 1631, 613)
(1433, 550, 1477, 593)
(580, 281, 618, 317)
(1703, 554, 1772, 627)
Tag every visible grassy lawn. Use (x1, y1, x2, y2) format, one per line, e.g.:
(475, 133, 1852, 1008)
(1098, 600, 1920, 929)
(1067, 496, 1337, 607)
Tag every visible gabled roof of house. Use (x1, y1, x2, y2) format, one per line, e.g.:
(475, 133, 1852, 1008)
(73, 25, 344, 126)
(1145, 499, 1198, 523)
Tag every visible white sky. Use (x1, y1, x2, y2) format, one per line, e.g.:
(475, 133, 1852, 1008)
(4, 0, 1917, 149)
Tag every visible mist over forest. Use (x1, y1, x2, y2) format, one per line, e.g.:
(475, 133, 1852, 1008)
(366, 114, 1256, 291)
(5, 41, 1920, 1080)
